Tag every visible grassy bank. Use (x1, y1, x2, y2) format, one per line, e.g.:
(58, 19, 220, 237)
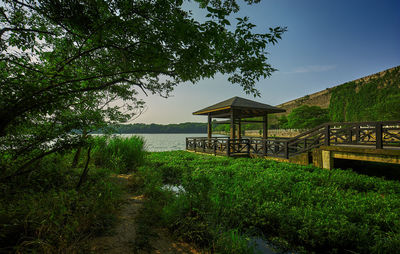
(135, 151, 400, 253)
(0, 136, 145, 253)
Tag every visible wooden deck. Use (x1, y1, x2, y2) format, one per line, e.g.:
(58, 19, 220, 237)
(186, 121, 400, 166)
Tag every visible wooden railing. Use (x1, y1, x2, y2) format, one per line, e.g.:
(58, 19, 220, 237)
(186, 121, 400, 158)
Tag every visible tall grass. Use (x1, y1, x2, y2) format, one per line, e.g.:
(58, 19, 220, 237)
(0, 135, 146, 253)
(0, 153, 124, 253)
(92, 135, 146, 173)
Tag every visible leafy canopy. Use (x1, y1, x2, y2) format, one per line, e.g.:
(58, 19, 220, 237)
(284, 105, 329, 129)
(0, 0, 286, 176)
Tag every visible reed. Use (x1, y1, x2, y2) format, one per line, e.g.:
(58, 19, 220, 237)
(92, 135, 146, 173)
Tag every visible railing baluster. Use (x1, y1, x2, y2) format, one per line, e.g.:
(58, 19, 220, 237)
(262, 138, 266, 156)
(348, 126, 352, 144)
(284, 141, 289, 159)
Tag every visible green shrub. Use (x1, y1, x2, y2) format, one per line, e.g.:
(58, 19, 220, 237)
(138, 151, 400, 254)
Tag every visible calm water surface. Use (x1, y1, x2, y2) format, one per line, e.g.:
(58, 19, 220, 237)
(117, 133, 226, 152)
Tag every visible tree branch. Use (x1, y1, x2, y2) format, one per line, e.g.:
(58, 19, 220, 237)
(13, 0, 83, 38)
(0, 7, 11, 23)
(0, 27, 56, 38)
(0, 146, 65, 182)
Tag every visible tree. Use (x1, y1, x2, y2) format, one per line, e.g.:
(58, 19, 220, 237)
(0, 0, 286, 177)
(286, 105, 329, 129)
(277, 115, 289, 129)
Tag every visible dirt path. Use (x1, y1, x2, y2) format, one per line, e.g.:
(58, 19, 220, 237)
(88, 174, 201, 254)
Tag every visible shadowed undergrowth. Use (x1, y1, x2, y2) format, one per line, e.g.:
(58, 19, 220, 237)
(0, 136, 146, 253)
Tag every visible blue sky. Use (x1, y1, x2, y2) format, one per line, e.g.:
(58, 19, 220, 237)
(135, 0, 400, 124)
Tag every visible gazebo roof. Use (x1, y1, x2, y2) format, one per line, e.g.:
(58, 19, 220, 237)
(193, 96, 285, 118)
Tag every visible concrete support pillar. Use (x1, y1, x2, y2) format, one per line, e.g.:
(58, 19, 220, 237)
(322, 150, 333, 170)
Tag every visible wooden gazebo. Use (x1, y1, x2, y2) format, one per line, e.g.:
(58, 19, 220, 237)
(192, 96, 285, 139)
(187, 97, 400, 160)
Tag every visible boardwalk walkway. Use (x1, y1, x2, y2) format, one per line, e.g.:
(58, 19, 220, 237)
(186, 121, 400, 168)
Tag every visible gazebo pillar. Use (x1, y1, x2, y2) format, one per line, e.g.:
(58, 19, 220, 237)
(207, 114, 212, 139)
(238, 119, 242, 139)
(263, 115, 268, 139)
(230, 111, 236, 139)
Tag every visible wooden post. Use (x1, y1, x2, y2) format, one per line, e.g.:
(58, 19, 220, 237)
(284, 141, 289, 159)
(213, 139, 217, 155)
(376, 122, 383, 149)
(186, 138, 188, 150)
(230, 110, 236, 140)
(238, 118, 242, 140)
(227, 138, 231, 156)
(324, 124, 330, 146)
(263, 116, 268, 139)
(194, 138, 196, 151)
(355, 125, 360, 144)
(207, 114, 212, 139)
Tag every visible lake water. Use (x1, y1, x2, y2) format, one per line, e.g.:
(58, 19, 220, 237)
(116, 133, 227, 152)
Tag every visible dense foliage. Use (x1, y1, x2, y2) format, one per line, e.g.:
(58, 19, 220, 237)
(280, 105, 329, 129)
(0, 0, 285, 178)
(0, 136, 146, 252)
(329, 67, 400, 122)
(135, 151, 400, 253)
(92, 136, 146, 173)
(0, 154, 122, 253)
(109, 122, 207, 134)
